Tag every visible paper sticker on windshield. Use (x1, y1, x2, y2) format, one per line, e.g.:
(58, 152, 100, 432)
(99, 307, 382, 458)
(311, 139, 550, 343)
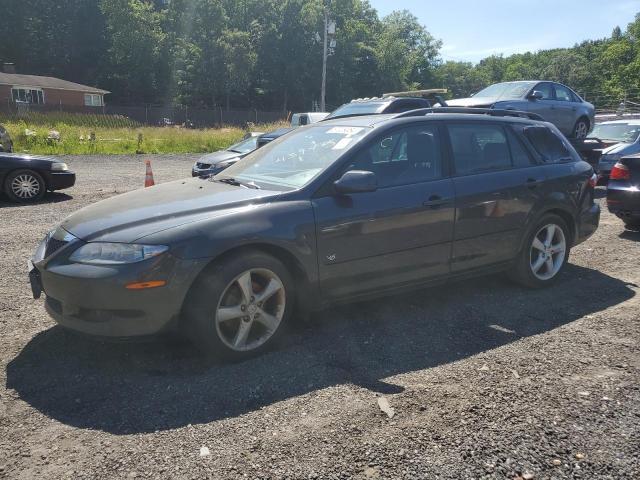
(332, 138, 353, 150)
(327, 127, 364, 136)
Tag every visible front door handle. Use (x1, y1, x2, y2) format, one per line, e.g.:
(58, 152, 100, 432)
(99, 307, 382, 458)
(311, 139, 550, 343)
(423, 195, 448, 208)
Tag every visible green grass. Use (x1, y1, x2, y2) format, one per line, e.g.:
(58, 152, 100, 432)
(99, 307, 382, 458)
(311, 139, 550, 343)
(0, 115, 289, 154)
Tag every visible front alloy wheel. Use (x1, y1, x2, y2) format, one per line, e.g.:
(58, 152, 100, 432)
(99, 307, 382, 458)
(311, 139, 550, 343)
(215, 268, 286, 352)
(530, 224, 566, 281)
(184, 250, 294, 360)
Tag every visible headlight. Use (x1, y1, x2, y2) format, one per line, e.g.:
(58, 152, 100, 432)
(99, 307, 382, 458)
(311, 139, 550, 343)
(69, 243, 168, 265)
(51, 162, 68, 171)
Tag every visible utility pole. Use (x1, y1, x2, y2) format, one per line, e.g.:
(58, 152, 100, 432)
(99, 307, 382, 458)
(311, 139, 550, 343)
(320, 7, 328, 112)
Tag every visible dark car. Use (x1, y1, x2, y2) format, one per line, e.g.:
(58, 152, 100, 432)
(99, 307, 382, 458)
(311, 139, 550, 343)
(606, 153, 640, 229)
(324, 96, 433, 120)
(30, 109, 599, 360)
(192, 135, 262, 178)
(447, 81, 595, 139)
(0, 153, 75, 202)
(256, 127, 295, 148)
(0, 124, 12, 152)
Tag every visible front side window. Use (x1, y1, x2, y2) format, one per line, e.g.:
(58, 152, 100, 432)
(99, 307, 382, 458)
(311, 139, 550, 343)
(554, 84, 573, 102)
(448, 124, 512, 175)
(348, 125, 443, 187)
(524, 126, 572, 163)
(218, 125, 370, 190)
(533, 83, 554, 100)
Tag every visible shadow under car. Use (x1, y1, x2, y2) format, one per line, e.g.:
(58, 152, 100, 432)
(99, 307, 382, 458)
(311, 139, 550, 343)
(6, 264, 635, 435)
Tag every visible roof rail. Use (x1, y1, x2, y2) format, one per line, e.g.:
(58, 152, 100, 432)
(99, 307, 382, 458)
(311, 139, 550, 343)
(393, 107, 545, 121)
(382, 88, 448, 98)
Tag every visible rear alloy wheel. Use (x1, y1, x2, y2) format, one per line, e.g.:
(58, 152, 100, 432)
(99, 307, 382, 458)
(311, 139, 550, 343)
(573, 119, 589, 139)
(510, 214, 570, 288)
(184, 250, 294, 360)
(529, 224, 567, 281)
(4, 169, 45, 203)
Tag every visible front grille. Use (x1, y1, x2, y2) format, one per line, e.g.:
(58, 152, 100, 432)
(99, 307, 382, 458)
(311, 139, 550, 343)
(44, 237, 69, 258)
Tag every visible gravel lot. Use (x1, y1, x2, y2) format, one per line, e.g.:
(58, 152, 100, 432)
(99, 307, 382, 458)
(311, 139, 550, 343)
(1, 154, 639, 479)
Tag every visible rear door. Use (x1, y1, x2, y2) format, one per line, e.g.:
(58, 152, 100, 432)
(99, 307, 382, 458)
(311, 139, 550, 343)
(446, 122, 546, 271)
(552, 84, 578, 135)
(312, 122, 455, 299)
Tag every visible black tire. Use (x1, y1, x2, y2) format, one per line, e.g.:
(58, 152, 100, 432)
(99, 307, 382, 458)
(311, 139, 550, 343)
(183, 250, 294, 361)
(4, 169, 46, 203)
(623, 219, 640, 230)
(509, 214, 571, 288)
(573, 118, 590, 139)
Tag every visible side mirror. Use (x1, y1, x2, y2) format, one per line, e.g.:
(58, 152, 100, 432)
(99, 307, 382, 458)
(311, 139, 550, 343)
(334, 170, 377, 194)
(528, 90, 543, 100)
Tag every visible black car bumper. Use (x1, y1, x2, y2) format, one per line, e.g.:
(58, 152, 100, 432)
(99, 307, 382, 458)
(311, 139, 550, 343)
(32, 243, 206, 337)
(575, 202, 600, 245)
(45, 171, 76, 191)
(607, 181, 640, 222)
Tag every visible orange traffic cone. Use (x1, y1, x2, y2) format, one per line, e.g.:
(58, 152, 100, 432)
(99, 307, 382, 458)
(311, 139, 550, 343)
(144, 160, 155, 187)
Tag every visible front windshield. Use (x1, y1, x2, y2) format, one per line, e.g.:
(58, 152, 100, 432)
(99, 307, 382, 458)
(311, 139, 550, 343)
(227, 136, 259, 154)
(591, 123, 640, 143)
(474, 82, 535, 100)
(326, 101, 389, 119)
(216, 125, 370, 190)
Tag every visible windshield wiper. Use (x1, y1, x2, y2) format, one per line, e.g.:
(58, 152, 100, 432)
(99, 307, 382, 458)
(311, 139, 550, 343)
(212, 177, 261, 189)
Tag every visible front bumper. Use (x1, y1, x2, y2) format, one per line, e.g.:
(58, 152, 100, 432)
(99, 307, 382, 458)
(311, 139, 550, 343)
(45, 171, 76, 191)
(32, 236, 207, 337)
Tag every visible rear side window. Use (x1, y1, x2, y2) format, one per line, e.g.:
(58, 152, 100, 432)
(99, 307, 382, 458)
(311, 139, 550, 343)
(448, 124, 512, 175)
(523, 126, 572, 163)
(506, 128, 534, 167)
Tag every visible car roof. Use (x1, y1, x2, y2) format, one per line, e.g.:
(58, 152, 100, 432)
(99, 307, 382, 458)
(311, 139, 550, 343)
(260, 127, 295, 139)
(315, 111, 541, 128)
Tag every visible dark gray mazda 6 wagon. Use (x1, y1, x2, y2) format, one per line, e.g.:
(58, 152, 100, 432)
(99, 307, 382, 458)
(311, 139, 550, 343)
(30, 109, 600, 360)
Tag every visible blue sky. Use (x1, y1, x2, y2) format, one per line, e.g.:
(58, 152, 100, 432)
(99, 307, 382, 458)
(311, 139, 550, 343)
(368, 0, 640, 63)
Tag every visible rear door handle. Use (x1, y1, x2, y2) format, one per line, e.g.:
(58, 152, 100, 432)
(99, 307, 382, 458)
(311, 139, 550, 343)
(423, 195, 448, 208)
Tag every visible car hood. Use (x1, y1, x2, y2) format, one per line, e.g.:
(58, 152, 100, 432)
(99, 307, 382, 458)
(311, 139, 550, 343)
(197, 150, 241, 165)
(61, 178, 281, 243)
(445, 97, 496, 107)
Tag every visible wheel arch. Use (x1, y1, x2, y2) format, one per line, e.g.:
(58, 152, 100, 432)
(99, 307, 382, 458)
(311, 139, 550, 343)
(182, 242, 318, 322)
(518, 207, 577, 255)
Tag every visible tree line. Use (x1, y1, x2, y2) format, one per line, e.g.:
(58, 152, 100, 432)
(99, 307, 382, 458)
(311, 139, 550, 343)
(1, 0, 639, 112)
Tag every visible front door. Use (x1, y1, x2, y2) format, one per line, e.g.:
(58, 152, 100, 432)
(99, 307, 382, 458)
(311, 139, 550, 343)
(527, 82, 558, 125)
(312, 123, 455, 299)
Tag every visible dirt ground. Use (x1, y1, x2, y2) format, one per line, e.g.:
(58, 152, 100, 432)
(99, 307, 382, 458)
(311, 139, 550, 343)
(0, 154, 638, 479)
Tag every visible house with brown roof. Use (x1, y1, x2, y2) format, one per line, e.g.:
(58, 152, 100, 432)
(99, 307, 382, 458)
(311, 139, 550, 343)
(0, 70, 110, 108)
